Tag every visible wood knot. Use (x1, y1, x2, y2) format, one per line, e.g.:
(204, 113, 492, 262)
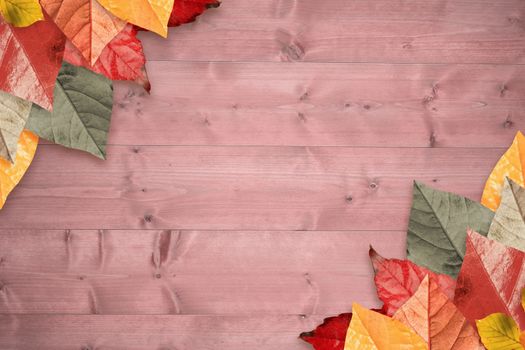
(500, 84, 508, 97)
(503, 115, 514, 128)
(363, 104, 371, 110)
(300, 91, 309, 101)
(282, 41, 305, 61)
(369, 182, 378, 190)
(345, 195, 353, 203)
(155, 273, 162, 279)
(144, 214, 153, 223)
(429, 133, 436, 147)
(402, 42, 412, 49)
(297, 112, 307, 122)
(132, 147, 140, 154)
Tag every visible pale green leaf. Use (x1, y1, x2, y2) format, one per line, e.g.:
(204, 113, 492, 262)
(0, 91, 31, 163)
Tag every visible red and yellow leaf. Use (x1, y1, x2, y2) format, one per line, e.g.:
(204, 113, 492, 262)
(455, 230, 525, 329)
(394, 276, 482, 349)
(0, 13, 65, 110)
(41, 0, 125, 64)
(64, 24, 150, 92)
(370, 247, 456, 316)
(482, 131, 525, 211)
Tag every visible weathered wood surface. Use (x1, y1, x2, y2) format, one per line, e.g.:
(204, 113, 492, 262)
(2, 0, 525, 348)
(0, 230, 404, 314)
(0, 145, 503, 230)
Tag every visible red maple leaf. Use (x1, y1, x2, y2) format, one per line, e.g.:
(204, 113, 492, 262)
(300, 313, 352, 350)
(169, 0, 221, 27)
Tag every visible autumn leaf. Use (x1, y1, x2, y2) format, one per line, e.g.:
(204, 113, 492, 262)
(64, 24, 151, 92)
(393, 276, 482, 349)
(455, 230, 525, 329)
(41, 0, 125, 64)
(96, 0, 175, 37)
(0, 13, 65, 110)
(488, 178, 525, 252)
(476, 313, 523, 350)
(26, 61, 113, 159)
(369, 247, 456, 316)
(482, 131, 525, 211)
(407, 181, 494, 277)
(0, 0, 43, 27)
(0, 130, 38, 209)
(300, 313, 353, 350)
(344, 303, 427, 349)
(168, 0, 220, 27)
(0, 91, 32, 163)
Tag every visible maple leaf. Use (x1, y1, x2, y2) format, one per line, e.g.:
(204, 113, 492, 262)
(0, 130, 38, 209)
(369, 247, 456, 316)
(407, 181, 494, 277)
(345, 303, 427, 349)
(455, 230, 525, 329)
(168, 0, 220, 27)
(0, 0, 43, 27)
(41, 0, 125, 64)
(0, 91, 32, 163)
(64, 24, 151, 92)
(488, 178, 525, 252)
(26, 62, 113, 159)
(0, 13, 65, 110)
(393, 276, 482, 349)
(482, 131, 525, 211)
(300, 313, 352, 350)
(96, 0, 175, 37)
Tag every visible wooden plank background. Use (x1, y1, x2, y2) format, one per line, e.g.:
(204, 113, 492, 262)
(1, 0, 525, 348)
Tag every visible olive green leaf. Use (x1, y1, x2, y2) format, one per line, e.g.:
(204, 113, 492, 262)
(26, 61, 113, 159)
(0, 91, 32, 163)
(488, 178, 525, 252)
(407, 181, 494, 277)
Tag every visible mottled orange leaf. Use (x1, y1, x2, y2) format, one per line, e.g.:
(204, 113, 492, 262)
(0, 130, 38, 209)
(393, 276, 482, 349)
(41, 0, 126, 64)
(482, 131, 525, 211)
(96, 0, 175, 37)
(344, 303, 426, 350)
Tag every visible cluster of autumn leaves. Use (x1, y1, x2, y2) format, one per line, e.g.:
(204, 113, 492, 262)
(0, 0, 220, 208)
(301, 131, 525, 350)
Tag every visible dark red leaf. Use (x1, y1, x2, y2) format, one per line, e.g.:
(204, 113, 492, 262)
(64, 24, 151, 92)
(0, 13, 65, 110)
(300, 313, 352, 350)
(455, 230, 525, 329)
(370, 246, 456, 316)
(169, 0, 220, 27)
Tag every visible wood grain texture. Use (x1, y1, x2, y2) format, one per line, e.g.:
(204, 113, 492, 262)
(0, 230, 404, 314)
(3, 0, 525, 348)
(108, 63, 525, 147)
(140, 0, 525, 64)
(0, 145, 504, 230)
(0, 314, 322, 350)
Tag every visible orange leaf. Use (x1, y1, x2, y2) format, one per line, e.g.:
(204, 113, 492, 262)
(96, 0, 175, 37)
(482, 131, 525, 211)
(41, 0, 126, 64)
(344, 303, 427, 349)
(0, 130, 38, 209)
(394, 276, 482, 349)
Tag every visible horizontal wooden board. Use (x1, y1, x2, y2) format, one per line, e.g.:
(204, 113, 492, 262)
(0, 230, 404, 314)
(0, 314, 322, 349)
(141, 0, 525, 64)
(0, 145, 500, 230)
(108, 62, 525, 147)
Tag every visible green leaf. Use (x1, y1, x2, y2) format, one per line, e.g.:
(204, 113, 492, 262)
(0, 91, 31, 163)
(407, 181, 494, 277)
(26, 61, 113, 159)
(488, 178, 525, 252)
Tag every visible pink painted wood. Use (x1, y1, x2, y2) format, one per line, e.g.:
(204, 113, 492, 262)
(1, 0, 524, 348)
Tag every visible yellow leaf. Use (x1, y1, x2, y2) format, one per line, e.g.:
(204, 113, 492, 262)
(476, 313, 523, 350)
(344, 303, 427, 350)
(522, 288, 525, 313)
(0, 0, 43, 27)
(0, 130, 38, 208)
(96, 0, 174, 37)
(482, 131, 525, 211)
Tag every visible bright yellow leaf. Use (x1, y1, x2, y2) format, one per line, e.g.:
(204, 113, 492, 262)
(0, 0, 43, 27)
(95, 0, 174, 37)
(476, 313, 523, 350)
(344, 303, 427, 350)
(0, 130, 38, 209)
(482, 131, 525, 211)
